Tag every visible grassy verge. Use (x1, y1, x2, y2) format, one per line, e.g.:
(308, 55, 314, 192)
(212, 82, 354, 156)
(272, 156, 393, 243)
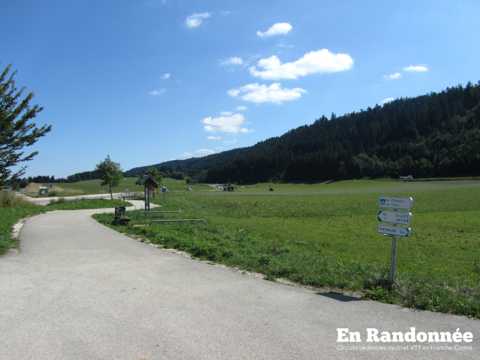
(0, 192, 43, 254)
(45, 198, 131, 211)
(94, 179, 480, 318)
(24, 177, 208, 197)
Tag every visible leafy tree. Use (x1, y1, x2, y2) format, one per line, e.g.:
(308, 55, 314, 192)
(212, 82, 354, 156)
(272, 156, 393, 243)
(96, 156, 123, 199)
(145, 167, 162, 184)
(0, 65, 51, 186)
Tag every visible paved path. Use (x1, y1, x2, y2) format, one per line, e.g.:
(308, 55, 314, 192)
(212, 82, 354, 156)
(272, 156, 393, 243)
(0, 205, 478, 359)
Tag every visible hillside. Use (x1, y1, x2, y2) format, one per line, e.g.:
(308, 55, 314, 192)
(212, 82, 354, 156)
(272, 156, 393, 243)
(125, 82, 480, 184)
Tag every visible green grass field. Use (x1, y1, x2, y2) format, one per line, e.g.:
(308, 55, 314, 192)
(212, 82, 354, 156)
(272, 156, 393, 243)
(45, 199, 130, 211)
(25, 177, 209, 197)
(0, 192, 43, 254)
(95, 179, 480, 317)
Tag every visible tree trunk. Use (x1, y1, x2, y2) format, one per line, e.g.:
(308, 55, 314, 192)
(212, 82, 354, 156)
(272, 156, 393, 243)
(109, 184, 113, 200)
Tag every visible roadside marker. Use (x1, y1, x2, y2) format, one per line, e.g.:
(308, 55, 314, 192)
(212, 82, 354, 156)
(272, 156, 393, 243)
(378, 196, 414, 210)
(377, 210, 412, 225)
(377, 196, 414, 285)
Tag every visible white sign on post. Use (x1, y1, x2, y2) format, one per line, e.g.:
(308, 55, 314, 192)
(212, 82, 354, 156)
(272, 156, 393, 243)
(378, 223, 411, 237)
(377, 210, 412, 226)
(378, 196, 414, 210)
(377, 196, 414, 284)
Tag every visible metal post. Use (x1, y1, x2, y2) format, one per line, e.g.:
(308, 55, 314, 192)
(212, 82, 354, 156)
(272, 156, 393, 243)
(388, 236, 398, 285)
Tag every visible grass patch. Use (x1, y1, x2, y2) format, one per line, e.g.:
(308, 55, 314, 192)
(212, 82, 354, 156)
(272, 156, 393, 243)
(24, 177, 209, 197)
(0, 191, 43, 254)
(94, 179, 480, 318)
(46, 198, 131, 211)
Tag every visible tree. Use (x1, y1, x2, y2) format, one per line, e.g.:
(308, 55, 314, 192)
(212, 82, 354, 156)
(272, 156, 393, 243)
(96, 156, 123, 200)
(0, 65, 51, 186)
(145, 167, 162, 184)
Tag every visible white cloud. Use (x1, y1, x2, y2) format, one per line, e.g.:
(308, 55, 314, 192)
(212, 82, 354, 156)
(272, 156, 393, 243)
(277, 42, 294, 49)
(236, 105, 247, 111)
(221, 56, 244, 66)
(202, 113, 250, 133)
(249, 49, 354, 80)
(380, 97, 395, 105)
(161, 73, 171, 80)
(207, 135, 222, 141)
(148, 88, 166, 96)
(384, 72, 402, 80)
(183, 148, 216, 158)
(185, 12, 211, 28)
(195, 148, 215, 156)
(228, 83, 306, 104)
(220, 111, 233, 116)
(403, 64, 429, 72)
(257, 22, 292, 38)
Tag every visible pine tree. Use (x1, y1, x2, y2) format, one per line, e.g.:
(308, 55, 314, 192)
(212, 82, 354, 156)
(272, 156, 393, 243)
(0, 65, 51, 186)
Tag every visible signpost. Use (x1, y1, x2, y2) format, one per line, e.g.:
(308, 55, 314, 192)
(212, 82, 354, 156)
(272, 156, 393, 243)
(378, 196, 414, 210)
(377, 210, 412, 225)
(377, 196, 414, 285)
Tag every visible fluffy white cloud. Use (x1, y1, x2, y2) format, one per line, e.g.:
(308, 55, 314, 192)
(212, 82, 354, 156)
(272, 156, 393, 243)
(257, 22, 292, 38)
(195, 149, 215, 156)
(380, 97, 395, 105)
(148, 88, 166, 96)
(161, 73, 171, 80)
(236, 105, 247, 111)
(403, 64, 429, 72)
(185, 12, 211, 28)
(249, 49, 353, 80)
(384, 72, 402, 80)
(228, 83, 306, 104)
(221, 56, 244, 66)
(202, 113, 250, 133)
(207, 135, 222, 141)
(183, 148, 216, 158)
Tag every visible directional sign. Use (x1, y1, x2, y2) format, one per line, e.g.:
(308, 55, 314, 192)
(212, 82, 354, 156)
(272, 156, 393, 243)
(378, 196, 414, 210)
(378, 224, 411, 237)
(377, 210, 412, 225)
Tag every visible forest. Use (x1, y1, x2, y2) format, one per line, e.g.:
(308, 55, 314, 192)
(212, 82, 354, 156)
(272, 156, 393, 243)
(127, 82, 480, 184)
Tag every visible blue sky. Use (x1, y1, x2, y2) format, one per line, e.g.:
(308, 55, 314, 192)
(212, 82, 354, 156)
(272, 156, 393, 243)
(1, 0, 479, 177)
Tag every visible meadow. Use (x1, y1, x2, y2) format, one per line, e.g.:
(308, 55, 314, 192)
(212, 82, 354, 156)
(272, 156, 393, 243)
(24, 177, 208, 197)
(95, 179, 480, 317)
(0, 192, 42, 254)
(46, 198, 130, 211)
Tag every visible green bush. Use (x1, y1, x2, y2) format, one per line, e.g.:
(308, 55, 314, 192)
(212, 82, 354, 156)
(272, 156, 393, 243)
(0, 191, 28, 207)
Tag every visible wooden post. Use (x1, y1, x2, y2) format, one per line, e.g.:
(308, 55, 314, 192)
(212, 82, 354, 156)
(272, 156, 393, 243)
(144, 185, 149, 211)
(388, 236, 398, 285)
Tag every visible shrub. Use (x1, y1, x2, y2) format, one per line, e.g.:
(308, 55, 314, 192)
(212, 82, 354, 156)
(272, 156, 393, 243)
(0, 191, 24, 207)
